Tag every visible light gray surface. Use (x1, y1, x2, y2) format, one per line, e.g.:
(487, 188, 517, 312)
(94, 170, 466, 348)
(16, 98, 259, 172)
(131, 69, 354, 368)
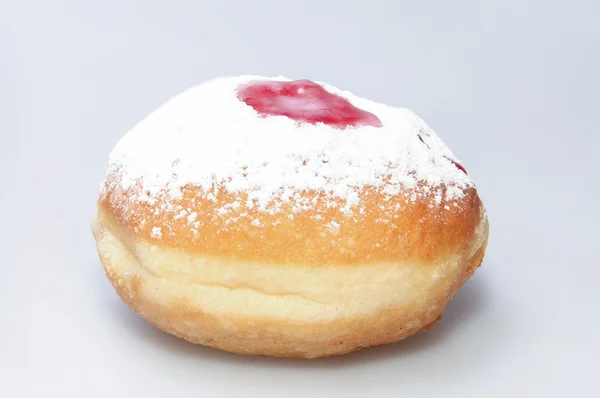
(1, 0, 599, 396)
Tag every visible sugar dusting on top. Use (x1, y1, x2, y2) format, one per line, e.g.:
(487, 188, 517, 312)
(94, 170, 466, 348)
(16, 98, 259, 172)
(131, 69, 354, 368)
(103, 75, 473, 228)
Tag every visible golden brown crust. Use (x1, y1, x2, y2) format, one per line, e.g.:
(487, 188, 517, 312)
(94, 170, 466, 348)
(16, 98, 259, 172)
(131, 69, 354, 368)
(93, 211, 487, 358)
(100, 170, 484, 265)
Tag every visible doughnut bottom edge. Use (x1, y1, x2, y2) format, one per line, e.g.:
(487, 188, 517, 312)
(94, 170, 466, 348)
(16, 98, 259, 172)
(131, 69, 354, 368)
(92, 212, 488, 359)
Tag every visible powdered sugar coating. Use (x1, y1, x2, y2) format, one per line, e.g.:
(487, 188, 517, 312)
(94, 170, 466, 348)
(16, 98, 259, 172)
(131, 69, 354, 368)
(104, 75, 473, 221)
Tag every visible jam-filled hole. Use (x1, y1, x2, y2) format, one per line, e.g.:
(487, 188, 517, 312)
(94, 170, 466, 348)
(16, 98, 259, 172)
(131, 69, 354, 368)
(238, 79, 382, 129)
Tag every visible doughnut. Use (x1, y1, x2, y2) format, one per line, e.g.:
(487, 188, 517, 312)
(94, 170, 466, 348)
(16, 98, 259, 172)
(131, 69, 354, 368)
(92, 75, 489, 359)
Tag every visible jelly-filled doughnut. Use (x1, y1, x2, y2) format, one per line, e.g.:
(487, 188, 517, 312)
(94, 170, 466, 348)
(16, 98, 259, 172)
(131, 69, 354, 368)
(92, 75, 488, 358)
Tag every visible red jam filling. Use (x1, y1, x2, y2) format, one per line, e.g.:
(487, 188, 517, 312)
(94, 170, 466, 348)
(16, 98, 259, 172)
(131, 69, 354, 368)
(448, 158, 468, 174)
(418, 134, 467, 174)
(238, 79, 382, 129)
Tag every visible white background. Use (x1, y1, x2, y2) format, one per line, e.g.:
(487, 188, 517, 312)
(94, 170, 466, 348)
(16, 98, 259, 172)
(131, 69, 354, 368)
(1, 0, 599, 396)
